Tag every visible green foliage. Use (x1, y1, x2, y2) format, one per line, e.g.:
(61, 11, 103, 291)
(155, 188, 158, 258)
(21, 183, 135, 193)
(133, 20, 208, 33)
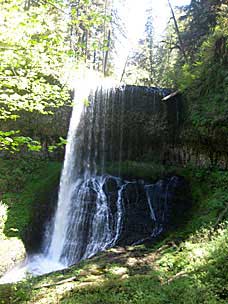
(125, 8, 156, 86)
(180, 0, 220, 61)
(0, 130, 42, 152)
(0, 0, 72, 120)
(0, 159, 61, 239)
(0, 0, 73, 154)
(172, 3, 228, 140)
(0, 0, 114, 153)
(179, 26, 228, 92)
(66, 0, 113, 73)
(127, 1, 228, 93)
(48, 136, 67, 152)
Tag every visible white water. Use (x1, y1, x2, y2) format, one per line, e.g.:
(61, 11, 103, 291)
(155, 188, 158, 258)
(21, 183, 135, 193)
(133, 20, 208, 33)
(47, 99, 85, 263)
(37, 76, 122, 269)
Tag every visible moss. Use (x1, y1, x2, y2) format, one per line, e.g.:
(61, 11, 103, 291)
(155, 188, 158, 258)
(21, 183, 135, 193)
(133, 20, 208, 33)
(105, 161, 177, 182)
(0, 159, 62, 240)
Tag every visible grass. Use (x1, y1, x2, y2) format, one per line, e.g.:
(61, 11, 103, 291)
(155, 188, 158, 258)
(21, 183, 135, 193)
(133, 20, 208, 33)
(0, 160, 228, 303)
(1, 224, 228, 304)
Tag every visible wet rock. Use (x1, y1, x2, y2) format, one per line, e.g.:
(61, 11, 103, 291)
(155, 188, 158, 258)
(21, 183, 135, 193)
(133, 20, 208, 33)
(24, 174, 191, 262)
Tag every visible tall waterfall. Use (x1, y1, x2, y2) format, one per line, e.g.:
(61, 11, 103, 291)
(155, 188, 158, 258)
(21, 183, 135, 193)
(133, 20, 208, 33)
(46, 83, 124, 267)
(40, 83, 179, 269)
(0, 82, 187, 283)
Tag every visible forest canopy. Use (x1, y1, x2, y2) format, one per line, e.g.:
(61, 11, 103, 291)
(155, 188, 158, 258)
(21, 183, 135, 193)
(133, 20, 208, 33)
(0, 0, 227, 153)
(0, 0, 115, 152)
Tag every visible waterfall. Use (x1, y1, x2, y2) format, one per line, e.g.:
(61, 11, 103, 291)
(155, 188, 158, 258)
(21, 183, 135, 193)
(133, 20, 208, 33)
(44, 82, 129, 267)
(41, 84, 173, 269)
(0, 83, 188, 283)
(47, 95, 85, 263)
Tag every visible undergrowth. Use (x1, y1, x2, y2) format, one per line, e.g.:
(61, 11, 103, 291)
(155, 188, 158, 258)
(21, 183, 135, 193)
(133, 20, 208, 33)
(179, 6, 228, 142)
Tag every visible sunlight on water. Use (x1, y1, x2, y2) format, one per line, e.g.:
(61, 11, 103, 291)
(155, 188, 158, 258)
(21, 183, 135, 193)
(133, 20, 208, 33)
(69, 67, 119, 92)
(47, 69, 118, 263)
(0, 255, 65, 284)
(0, 264, 27, 284)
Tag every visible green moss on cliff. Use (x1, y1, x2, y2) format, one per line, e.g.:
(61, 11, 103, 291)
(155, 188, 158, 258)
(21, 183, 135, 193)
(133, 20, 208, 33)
(106, 161, 167, 181)
(0, 159, 61, 240)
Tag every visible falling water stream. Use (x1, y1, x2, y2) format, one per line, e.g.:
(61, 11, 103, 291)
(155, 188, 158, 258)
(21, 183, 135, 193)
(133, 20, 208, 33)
(0, 78, 183, 283)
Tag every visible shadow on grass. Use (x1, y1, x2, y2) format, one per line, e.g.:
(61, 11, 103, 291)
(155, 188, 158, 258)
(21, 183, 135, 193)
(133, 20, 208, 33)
(59, 230, 228, 304)
(2, 230, 228, 304)
(0, 246, 159, 304)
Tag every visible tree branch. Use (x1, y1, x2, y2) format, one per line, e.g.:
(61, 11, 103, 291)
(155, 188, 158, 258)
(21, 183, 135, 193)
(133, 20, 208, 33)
(167, 0, 188, 63)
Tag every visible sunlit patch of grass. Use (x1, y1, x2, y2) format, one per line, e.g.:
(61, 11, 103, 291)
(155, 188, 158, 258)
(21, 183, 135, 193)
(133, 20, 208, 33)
(1, 223, 228, 304)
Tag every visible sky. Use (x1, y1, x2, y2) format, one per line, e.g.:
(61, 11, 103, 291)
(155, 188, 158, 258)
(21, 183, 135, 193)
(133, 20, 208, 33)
(126, 0, 191, 42)
(114, 0, 191, 79)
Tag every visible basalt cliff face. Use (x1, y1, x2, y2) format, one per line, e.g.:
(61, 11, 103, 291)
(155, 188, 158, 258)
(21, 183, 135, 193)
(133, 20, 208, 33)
(24, 174, 191, 260)
(1, 85, 227, 169)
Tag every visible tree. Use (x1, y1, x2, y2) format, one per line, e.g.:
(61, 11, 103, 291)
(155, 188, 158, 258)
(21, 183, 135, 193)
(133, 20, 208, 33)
(167, 0, 188, 63)
(177, 0, 223, 61)
(0, 0, 114, 152)
(67, 0, 114, 74)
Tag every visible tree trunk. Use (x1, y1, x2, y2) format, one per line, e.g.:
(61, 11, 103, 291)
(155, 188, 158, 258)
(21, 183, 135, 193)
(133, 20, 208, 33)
(167, 0, 188, 63)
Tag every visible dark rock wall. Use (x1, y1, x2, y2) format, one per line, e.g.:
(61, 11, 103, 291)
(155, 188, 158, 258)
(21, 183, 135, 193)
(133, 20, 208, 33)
(24, 174, 191, 254)
(2, 85, 227, 169)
